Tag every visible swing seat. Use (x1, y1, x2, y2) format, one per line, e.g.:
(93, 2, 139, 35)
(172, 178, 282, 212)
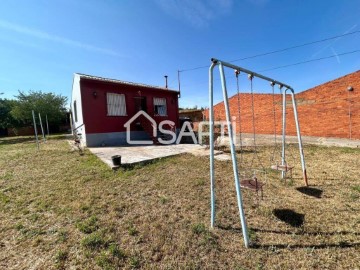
(240, 177, 265, 198)
(271, 164, 293, 172)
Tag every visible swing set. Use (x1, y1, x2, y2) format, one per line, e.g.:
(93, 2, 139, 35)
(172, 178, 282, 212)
(208, 58, 308, 248)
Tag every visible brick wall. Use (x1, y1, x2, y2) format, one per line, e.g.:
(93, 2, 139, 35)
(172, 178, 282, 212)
(204, 70, 360, 139)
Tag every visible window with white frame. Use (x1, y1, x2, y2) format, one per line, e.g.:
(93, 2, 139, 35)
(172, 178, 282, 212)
(153, 97, 167, 116)
(107, 93, 127, 116)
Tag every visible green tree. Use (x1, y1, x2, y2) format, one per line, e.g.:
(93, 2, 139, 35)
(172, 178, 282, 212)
(0, 98, 19, 129)
(11, 90, 68, 126)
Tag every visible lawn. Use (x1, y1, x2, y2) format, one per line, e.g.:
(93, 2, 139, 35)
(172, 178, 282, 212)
(0, 136, 359, 269)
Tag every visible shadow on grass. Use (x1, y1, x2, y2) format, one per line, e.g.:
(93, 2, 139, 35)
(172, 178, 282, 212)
(251, 228, 360, 236)
(251, 242, 360, 249)
(219, 226, 360, 236)
(217, 226, 360, 249)
(222, 149, 255, 154)
(47, 134, 70, 140)
(0, 134, 69, 146)
(0, 137, 35, 145)
(273, 209, 304, 227)
(296, 186, 323, 198)
(113, 153, 186, 171)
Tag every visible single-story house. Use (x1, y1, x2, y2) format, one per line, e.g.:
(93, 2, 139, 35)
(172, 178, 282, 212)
(71, 73, 180, 147)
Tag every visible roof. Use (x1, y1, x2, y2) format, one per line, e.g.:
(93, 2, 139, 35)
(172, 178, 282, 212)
(75, 73, 179, 94)
(179, 109, 203, 113)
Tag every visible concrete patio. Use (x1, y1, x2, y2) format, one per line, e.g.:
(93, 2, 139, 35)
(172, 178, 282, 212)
(88, 144, 229, 169)
(78, 132, 360, 170)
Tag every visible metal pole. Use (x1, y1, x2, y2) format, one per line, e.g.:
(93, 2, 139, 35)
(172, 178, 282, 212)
(32, 110, 39, 150)
(281, 88, 286, 179)
(164, 75, 168, 89)
(38, 113, 46, 142)
(46, 114, 50, 136)
(69, 113, 74, 135)
(211, 58, 293, 90)
(348, 90, 352, 140)
(177, 70, 181, 98)
(288, 89, 308, 186)
(209, 62, 216, 228)
(219, 62, 249, 248)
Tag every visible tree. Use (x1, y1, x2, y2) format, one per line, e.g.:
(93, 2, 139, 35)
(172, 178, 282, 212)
(0, 98, 18, 129)
(11, 90, 68, 126)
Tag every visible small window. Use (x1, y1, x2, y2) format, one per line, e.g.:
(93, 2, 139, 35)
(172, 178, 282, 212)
(73, 100, 78, 122)
(154, 98, 167, 116)
(107, 93, 127, 116)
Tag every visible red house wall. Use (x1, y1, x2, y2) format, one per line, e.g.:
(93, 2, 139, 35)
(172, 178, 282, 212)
(205, 70, 360, 139)
(80, 79, 179, 134)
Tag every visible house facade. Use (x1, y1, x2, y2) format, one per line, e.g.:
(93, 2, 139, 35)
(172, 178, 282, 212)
(71, 73, 180, 147)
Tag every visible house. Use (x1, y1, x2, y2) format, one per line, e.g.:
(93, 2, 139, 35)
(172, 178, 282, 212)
(179, 109, 204, 132)
(71, 73, 180, 147)
(205, 70, 359, 139)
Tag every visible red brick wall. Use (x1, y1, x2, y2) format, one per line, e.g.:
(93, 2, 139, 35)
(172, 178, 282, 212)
(204, 70, 360, 139)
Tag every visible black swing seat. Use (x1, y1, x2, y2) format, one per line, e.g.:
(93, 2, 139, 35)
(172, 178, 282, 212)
(271, 164, 293, 172)
(240, 177, 265, 198)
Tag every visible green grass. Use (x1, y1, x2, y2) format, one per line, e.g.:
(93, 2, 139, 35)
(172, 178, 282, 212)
(76, 216, 99, 234)
(0, 191, 10, 204)
(192, 223, 207, 235)
(81, 232, 107, 250)
(127, 223, 139, 236)
(0, 136, 359, 269)
(55, 249, 68, 263)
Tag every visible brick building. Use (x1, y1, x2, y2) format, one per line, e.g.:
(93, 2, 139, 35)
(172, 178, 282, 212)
(205, 70, 360, 139)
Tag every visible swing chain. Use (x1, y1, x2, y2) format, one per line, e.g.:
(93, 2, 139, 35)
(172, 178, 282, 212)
(270, 82, 278, 162)
(248, 77, 266, 175)
(234, 70, 243, 163)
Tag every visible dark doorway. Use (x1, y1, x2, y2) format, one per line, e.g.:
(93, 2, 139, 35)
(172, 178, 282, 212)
(134, 97, 147, 113)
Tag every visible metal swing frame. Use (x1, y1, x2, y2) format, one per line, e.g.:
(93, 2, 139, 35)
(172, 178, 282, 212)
(209, 58, 308, 248)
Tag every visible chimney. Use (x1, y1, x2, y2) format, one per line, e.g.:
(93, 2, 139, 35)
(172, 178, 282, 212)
(164, 75, 168, 89)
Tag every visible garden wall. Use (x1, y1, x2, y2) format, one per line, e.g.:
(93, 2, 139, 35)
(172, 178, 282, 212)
(204, 70, 360, 139)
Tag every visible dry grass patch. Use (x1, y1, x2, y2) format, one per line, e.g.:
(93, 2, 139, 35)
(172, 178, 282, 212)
(0, 136, 359, 269)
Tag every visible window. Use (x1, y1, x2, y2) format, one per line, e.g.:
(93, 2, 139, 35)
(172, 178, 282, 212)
(107, 93, 127, 116)
(73, 100, 78, 122)
(153, 98, 167, 116)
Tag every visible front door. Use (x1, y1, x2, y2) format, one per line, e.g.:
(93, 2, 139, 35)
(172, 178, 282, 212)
(134, 96, 147, 113)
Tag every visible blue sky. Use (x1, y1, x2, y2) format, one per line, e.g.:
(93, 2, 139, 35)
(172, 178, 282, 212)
(0, 0, 359, 108)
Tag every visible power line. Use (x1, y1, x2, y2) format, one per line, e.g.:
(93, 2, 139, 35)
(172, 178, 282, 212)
(179, 49, 360, 88)
(179, 30, 360, 72)
(260, 49, 360, 72)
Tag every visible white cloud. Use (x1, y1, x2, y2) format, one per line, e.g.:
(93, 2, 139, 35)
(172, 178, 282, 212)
(0, 20, 124, 57)
(155, 0, 233, 28)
